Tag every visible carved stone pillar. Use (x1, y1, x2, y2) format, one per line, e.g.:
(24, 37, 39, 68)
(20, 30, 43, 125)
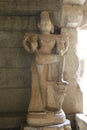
(61, 28, 83, 113)
(59, 4, 84, 130)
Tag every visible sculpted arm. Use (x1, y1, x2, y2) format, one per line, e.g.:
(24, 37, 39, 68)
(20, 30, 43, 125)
(23, 33, 38, 53)
(62, 35, 69, 55)
(23, 33, 31, 53)
(56, 35, 69, 56)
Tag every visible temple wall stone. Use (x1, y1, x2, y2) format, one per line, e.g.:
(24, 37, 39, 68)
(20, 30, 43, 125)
(0, 0, 60, 15)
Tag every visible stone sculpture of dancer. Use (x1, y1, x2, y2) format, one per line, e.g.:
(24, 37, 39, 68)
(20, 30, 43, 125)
(23, 11, 71, 130)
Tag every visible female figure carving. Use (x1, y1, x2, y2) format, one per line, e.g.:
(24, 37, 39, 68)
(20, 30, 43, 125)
(23, 11, 69, 112)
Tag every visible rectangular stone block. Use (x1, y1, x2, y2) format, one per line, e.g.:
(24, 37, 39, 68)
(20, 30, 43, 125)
(0, 115, 26, 128)
(0, 32, 24, 47)
(0, 0, 60, 15)
(0, 88, 30, 112)
(0, 16, 38, 31)
(0, 68, 31, 88)
(0, 48, 33, 68)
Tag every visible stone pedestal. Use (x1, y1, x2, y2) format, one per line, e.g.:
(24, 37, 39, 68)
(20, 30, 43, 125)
(22, 120, 72, 130)
(27, 110, 66, 126)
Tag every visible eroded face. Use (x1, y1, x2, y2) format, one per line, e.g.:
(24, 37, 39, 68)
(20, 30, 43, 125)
(40, 20, 52, 34)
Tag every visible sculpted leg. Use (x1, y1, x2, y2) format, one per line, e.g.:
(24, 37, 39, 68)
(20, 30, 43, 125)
(36, 64, 47, 109)
(58, 56, 68, 85)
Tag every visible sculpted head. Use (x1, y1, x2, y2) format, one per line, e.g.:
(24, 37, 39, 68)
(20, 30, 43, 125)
(38, 11, 54, 34)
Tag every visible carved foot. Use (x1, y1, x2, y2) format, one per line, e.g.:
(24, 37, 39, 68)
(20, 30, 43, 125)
(56, 80, 68, 93)
(55, 82, 68, 93)
(62, 80, 69, 85)
(59, 79, 69, 85)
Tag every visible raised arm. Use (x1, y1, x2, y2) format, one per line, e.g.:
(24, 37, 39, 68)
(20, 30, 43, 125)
(56, 34, 69, 56)
(62, 35, 69, 55)
(23, 33, 38, 53)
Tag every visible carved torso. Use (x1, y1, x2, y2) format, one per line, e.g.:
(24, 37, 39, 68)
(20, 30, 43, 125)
(37, 34, 56, 54)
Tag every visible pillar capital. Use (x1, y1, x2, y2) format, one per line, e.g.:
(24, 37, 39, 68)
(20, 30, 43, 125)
(63, 0, 86, 5)
(59, 5, 83, 28)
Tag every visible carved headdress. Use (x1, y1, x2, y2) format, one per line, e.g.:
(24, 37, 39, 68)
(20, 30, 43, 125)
(39, 11, 54, 33)
(40, 11, 50, 20)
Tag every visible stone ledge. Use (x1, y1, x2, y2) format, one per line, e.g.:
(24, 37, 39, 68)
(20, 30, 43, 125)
(75, 113, 87, 130)
(63, 0, 86, 5)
